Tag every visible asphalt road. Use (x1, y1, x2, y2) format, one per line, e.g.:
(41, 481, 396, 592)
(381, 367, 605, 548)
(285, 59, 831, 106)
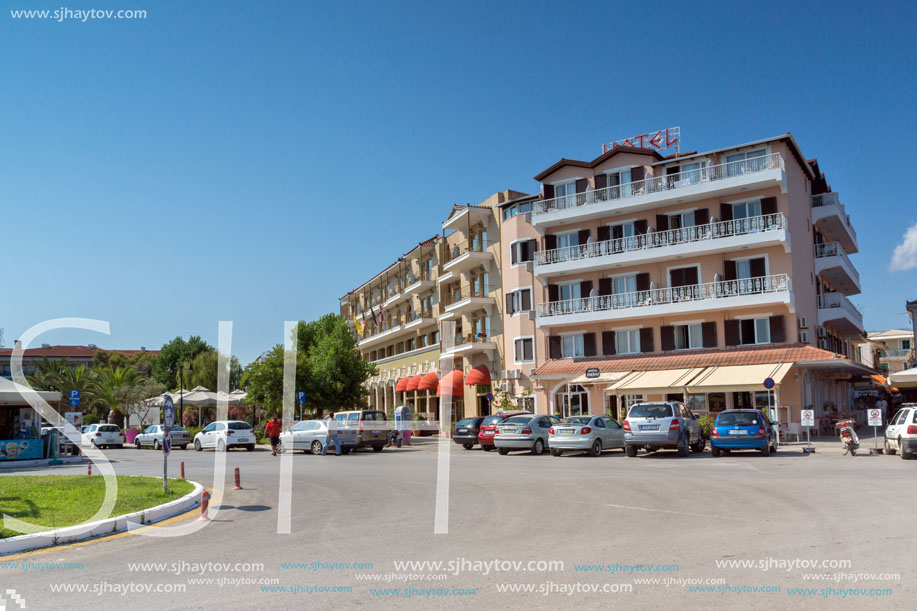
(1, 438, 914, 610)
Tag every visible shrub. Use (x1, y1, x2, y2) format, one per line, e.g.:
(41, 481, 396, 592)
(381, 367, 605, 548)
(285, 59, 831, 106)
(697, 414, 716, 437)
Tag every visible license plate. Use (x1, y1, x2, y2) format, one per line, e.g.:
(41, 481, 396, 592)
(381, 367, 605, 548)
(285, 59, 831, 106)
(558, 428, 574, 435)
(728, 430, 748, 435)
(640, 425, 659, 431)
(371, 430, 380, 435)
(502, 427, 518, 433)
(238, 437, 251, 442)
(459, 428, 468, 432)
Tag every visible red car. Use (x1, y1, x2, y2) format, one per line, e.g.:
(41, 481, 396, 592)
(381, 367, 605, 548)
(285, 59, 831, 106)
(478, 411, 532, 451)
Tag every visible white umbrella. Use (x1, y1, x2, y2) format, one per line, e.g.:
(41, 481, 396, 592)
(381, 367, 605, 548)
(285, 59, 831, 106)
(889, 369, 917, 389)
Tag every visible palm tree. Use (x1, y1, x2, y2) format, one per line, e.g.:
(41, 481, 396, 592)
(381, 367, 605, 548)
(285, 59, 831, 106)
(90, 367, 138, 427)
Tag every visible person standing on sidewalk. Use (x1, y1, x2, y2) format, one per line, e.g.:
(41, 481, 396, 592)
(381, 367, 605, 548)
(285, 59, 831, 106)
(265, 415, 282, 456)
(322, 413, 342, 456)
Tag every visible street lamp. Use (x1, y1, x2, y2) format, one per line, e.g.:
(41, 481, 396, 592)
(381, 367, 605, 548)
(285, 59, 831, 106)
(171, 360, 193, 426)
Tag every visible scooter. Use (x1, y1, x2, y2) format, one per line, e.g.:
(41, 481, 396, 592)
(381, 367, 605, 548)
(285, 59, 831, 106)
(837, 420, 859, 456)
(388, 429, 403, 448)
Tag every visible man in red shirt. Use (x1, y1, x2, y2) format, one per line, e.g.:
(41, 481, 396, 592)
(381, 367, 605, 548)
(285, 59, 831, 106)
(265, 416, 282, 456)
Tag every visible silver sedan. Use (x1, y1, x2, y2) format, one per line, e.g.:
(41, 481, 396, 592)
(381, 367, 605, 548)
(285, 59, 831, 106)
(494, 414, 559, 455)
(549, 416, 625, 457)
(279, 420, 358, 455)
(135, 425, 191, 450)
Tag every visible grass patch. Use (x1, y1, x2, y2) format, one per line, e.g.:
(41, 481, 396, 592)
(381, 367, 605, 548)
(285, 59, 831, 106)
(0, 475, 194, 539)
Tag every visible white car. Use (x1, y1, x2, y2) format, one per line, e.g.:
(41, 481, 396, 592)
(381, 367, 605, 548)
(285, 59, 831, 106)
(193, 420, 256, 452)
(81, 424, 124, 449)
(884, 404, 917, 460)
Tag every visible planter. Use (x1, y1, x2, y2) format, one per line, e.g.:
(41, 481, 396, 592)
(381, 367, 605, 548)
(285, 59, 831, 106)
(124, 429, 139, 444)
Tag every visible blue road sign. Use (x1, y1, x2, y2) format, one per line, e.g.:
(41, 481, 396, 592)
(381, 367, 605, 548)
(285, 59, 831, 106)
(297, 391, 305, 405)
(763, 377, 775, 390)
(485, 392, 494, 402)
(68, 390, 81, 406)
(163, 395, 175, 429)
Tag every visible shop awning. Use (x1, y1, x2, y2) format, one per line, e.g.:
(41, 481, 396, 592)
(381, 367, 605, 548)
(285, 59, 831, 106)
(418, 371, 439, 391)
(889, 369, 917, 389)
(465, 365, 491, 386)
(610, 368, 706, 395)
(437, 369, 464, 397)
(0, 377, 61, 405)
(570, 371, 630, 386)
(685, 363, 793, 394)
(405, 375, 423, 392)
(395, 377, 410, 392)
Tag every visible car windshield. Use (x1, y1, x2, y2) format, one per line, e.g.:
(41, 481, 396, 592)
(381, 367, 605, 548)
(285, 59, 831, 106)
(718, 412, 760, 426)
(98, 425, 119, 432)
(628, 404, 673, 419)
(170, 426, 187, 432)
(503, 416, 531, 424)
(362, 412, 385, 421)
(482, 416, 503, 425)
(228, 422, 252, 430)
(562, 416, 592, 425)
(456, 418, 477, 427)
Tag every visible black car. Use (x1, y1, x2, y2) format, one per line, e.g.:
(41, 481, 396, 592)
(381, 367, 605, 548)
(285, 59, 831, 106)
(453, 417, 485, 450)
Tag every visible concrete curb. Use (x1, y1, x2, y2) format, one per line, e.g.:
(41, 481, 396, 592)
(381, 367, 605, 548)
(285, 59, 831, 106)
(0, 456, 85, 470)
(0, 480, 204, 556)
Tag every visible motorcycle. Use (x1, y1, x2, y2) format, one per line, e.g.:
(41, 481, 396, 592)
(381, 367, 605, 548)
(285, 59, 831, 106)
(388, 429, 403, 448)
(836, 420, 859, 456)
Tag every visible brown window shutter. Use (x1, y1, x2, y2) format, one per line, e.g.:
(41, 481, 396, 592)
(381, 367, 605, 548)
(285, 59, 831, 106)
(769, 315, 786, 343)
(580, 280, 593, 296)
(720, 203, 733, 221)
(612, 225, 624, 240)
(549, 336, 561, 359)
(660, 325, 676, 351)
(521, 289, 531, 310)
(640, 328, 654, 353)
(594, 174, 607, 190)
(505, 293, 515, 315)
(583, 333, 597, 357)
(694, 208, 709, 225)
(686, 266, 699, 286)
(724, 260, 737, 281)
(526, 239, 537, 260)
(636, 272, 650, 292)
(544, 234, 557, 250)
(631, 166, 645, 182)
(760, 196, 777, 216)
(510, 243, 518, 265)
(656, 214, 670, 231)
(724, 320, 740, 346)
(602, 331, 616, 356)
(597, 225, 610, 242)
(702, 322, 717, 348)
(543, 184, 554, 199)
(634, 219, 648, 235)
(578, 229, 591, 244)
(575, 178, 588, 194)
(750, 257, 766, 278)
(598, 278, 612, 296)
(548, 284, 559, 302)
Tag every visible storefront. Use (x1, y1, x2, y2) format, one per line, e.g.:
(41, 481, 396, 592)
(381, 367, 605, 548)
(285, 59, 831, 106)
(0, 377, 61, 462)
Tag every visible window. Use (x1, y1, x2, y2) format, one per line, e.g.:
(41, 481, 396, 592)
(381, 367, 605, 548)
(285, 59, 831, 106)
(557, 384, 588, 417)
(507, 288, 532, 314)
(555, 181, 576, 205)
(903, 340, 912, 350)
(739, 318, 771, 345)
(514, 337, 534, 363)
(471, 270, 489, 296)
(471, 315, 491, 339)
(668, 210, 695, 229)
(559, 283, 581, 301)
(686, 394, 706, 413)
(607, 169, 632, 197)
(503, 206, 515, 221)
(616, 329, 640, 354)
(674, 324, 703, 350)
(510, 240, 536, 265)
(557, 231, 579, 250)
(517, 396, 535, 412)
(612, 275, 637, 295)
(726, 149, 767, 175)
(561, 335, 585, 358)
(732, 200, 762, 220)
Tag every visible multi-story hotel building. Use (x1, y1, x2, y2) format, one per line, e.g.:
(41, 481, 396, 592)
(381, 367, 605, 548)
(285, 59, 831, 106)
(867, 329, 914, 376)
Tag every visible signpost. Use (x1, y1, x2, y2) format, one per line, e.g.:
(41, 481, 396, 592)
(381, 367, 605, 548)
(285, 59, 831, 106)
(162, 396, 174, 492)
(585, 367, 601, 380)
(763, 377, 777, 443)
(801, 409, 815, 452)
(68, 390, 81, 406)
(868, 408, 883, 454)
(297, 391, 305, 421)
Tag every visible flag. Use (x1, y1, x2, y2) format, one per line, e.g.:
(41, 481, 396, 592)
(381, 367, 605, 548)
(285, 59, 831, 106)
(378, 305, 384, 321)
(371, 307, 378, 325)
(353, 316, 364, 337)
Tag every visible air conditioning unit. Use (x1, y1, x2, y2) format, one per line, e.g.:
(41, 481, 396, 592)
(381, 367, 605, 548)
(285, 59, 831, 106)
(817, 327, 827, 338)
(500, 382, 512, 392)
(798, 316, 808, 329)
(800, 331, 809, 344)
(523, 212, 532, 223)
(500, 369, 521, 380)
(818, 338, 829, 350)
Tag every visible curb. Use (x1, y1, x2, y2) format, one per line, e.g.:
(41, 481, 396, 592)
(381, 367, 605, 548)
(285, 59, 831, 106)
(0, 480, 204, 556)
(0, 456, 85, 470)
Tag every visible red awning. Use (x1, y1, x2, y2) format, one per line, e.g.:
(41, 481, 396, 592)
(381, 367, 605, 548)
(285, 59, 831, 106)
(405, 375, 423, 392)
(437, 369, 464, 397)
(465, 365, 491, 386)
(395, 377, 410, 392)
(418, 371, 440, 391)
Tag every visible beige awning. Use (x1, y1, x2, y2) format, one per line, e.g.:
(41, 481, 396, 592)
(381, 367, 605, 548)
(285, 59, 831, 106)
(610, 368, 706, 395)
(685, 362, 793, 394)
(569, 371, 630, 386)
(889, 368, 917, 389)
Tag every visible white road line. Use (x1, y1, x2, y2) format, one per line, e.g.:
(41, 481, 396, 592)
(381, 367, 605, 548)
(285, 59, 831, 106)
(563, 500, 748, 520)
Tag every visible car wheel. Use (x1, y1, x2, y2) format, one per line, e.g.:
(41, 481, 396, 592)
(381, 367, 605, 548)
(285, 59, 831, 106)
(590, 439, 602, 457)
(482, 446, 493, 452)
(341, 447, 352, 455)
(117, 444, 123, 449)
(711, 446, 720, 457)
(217, 440, 226, 452)
(309, 441, 322, 455)
(246, 444, 254, 451)
(692, 435, 705, 453)
(194, 439, 202, 451)
(769, 442, 777, 455)
(885, 439, 896, 455)
(462, 443, 473, 450)
(625, 445, 637, 457)
(761, 441, 770, 457)
(498, 448, 509, 455)
(135, 439, 142, 449)
(180, 445, 188, 450)
(678, 436, 690, 457)
(532, 439, 544, 455)
(153, 440, 161, 451)
(901, 438, 909, 460)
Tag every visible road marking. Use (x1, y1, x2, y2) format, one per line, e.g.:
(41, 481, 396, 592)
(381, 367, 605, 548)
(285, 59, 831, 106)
(563, 500, 747, 521)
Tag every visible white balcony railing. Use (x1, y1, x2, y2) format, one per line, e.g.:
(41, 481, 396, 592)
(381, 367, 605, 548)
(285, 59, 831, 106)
(882, 349, 913, 359)
(532, 153, 784, 216)
(538, 274, 791, 318)
(811, 192, 857, 242)
(814, 241, 860, 284)
(817, 292, 863, 325)
(535, 213, 786, 266)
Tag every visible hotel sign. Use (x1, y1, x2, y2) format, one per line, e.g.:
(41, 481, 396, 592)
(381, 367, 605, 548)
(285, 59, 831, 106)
(603, 126, 681, 154)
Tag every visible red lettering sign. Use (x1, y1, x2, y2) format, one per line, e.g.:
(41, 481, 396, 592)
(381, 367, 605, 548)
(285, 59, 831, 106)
(604, 127, 680, 154)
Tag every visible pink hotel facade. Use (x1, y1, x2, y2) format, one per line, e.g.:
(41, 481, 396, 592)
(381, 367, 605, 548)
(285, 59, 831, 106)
(341, 133, 871, 427)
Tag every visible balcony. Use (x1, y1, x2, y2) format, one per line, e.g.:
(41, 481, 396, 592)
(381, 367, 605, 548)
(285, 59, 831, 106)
(439, 285, 496, 320)
(817, 292, 865, 336)
(811, 193, 858, 254)
(442, 334, 498, 357)
(814, 242, 860, 295)
(404, 276, 435, 296)
(382, 289, 409, 308)
(881, 349, 913, 360)
(358, 324, 405, 348)
(537, 274, 793, 327)
(534, 214, 789, 278)
(404, 311, 437, 331)
(531, 154, 786, 228)
(442, 242, 494, 274)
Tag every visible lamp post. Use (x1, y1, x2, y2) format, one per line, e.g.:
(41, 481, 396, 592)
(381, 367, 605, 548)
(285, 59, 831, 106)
(172, 360, 193, 426)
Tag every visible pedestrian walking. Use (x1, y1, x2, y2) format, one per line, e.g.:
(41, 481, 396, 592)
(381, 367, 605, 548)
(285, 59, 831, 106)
(322, 413, 342, 456)
(265, 415, 282, 456)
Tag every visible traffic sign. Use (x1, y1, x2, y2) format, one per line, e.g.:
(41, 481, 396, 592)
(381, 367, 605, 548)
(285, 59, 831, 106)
(485, 392, 493, 402)
(69, 390, 81, 406)
(162, 435, 171, 457)
(163, 396, 175, 429)
(868, 409, 883, 427)
(585, 367, 601, 379)
(297, 391, 305, 405)
(801, 409, 815, 427)
(763, 377, 775, 390)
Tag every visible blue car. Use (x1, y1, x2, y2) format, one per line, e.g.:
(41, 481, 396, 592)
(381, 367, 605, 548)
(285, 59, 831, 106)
(710, 410, 777, 456)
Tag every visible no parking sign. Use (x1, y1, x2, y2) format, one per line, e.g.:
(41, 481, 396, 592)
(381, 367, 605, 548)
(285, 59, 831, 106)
(868, 409, 883, 427)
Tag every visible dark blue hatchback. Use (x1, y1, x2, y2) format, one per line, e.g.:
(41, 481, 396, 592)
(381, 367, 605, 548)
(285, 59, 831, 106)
(710, 410, 777, 456)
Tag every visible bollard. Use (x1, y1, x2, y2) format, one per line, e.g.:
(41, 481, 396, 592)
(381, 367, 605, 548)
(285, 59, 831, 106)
(180, 461, 185, 479)
(233, 467, 242, 490)
(198, 490, 211, 521)
(87, 462, 92, 476)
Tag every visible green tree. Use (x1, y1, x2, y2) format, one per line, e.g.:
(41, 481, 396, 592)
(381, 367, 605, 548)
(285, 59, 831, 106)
(90, 367, 139, 427)
(152, 336, 213, 390)
(185, 351, 243, 391)
(93, 349, 157, 378)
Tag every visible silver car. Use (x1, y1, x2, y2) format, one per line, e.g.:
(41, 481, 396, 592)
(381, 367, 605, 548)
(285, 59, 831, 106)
(279, 420, 358, 455)
(549, 415, 626, 457)
(135, 425, 191, 450)
(494, 414, 559, 455)
(624, 401, 705, 457)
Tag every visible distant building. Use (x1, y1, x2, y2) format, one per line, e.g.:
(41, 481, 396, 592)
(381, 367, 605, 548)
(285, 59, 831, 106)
(0, 344, 159, 379)
(867, 330, 914, 375)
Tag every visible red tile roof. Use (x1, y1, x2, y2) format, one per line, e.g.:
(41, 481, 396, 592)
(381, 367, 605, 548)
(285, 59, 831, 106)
(0, 346, 159, 359)
(533, 344, 846, 377)
(533, 146, 665, 181)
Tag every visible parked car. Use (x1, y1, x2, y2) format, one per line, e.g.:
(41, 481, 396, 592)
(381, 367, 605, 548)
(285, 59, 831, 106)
(478, 411, 531, 451)
(334, 410, 387, 452)
(884, 404, 917, 460)
(193, 420, 256, 451)
(624, 401, 704, 457)
(134, 425, 191, 450)
(279, 420, 358, 455)
(453, 417, 485, 449)
(549, 415, 626, 457)
(710, 409, 777, 456)
(81, 423, 124, 449)
(494, 413, 559, 455)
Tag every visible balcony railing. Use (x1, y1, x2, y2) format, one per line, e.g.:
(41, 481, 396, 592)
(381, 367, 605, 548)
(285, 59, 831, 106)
(532, 153, 784, 216)
(811, 192, 857, 238)
(817, 292, 863, 325)
(452, 333, 492, 347)
(442, 284, 496, 307)
(535, 213, 786, 266)
(882, 349, 913, 359)
(814, 241, 859, 283)
(538, 275, 791, 317)
(444, 241, 494, 263)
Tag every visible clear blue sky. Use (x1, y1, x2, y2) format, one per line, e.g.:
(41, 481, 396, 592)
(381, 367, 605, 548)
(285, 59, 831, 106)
(2, 0, 915, 363)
